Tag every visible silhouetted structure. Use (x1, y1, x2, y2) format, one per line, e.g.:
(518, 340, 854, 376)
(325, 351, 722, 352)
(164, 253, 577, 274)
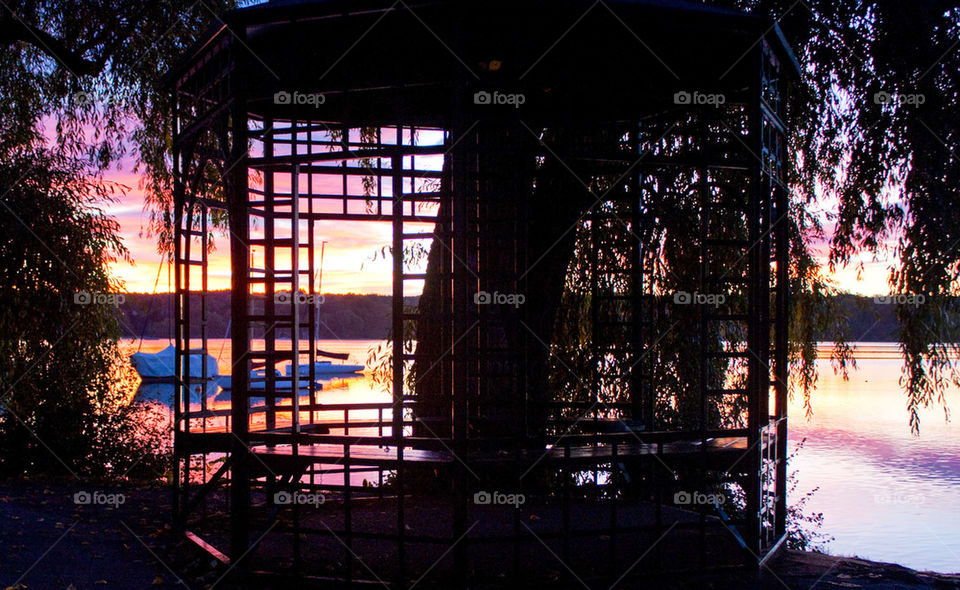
(167, 0, 797, 586)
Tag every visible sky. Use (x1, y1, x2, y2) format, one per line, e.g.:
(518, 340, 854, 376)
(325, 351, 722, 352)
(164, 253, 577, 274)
(107, 164, 406, 295)
(105, 163, 893, 296)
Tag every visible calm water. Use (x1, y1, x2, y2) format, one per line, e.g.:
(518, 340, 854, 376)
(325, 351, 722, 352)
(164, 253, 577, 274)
(124, 339, 960, 573)
(789, 343, 960, 573)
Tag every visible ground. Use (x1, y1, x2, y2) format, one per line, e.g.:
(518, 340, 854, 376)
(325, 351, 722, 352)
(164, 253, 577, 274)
(1, 481, 958, 590)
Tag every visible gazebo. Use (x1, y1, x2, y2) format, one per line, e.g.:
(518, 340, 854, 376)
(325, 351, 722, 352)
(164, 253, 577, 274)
(165, 0, 796, 586)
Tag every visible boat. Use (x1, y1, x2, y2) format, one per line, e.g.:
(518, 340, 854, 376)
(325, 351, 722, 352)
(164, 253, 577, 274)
(130, 345, 218, 382)
(281, 243, 365, 379)
(217, 368, 323, 391)
(285, 360, 365, 377)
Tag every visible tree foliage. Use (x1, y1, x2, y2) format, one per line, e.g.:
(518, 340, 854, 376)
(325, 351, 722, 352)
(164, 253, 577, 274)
(0, 149, 168, 478)
(0, 1, 234, 476)
(0, 0, 238, 247)
(694, 0, 960, 431)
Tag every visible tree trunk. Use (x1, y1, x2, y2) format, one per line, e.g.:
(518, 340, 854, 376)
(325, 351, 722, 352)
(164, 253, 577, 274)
(412, 123, 603, 444)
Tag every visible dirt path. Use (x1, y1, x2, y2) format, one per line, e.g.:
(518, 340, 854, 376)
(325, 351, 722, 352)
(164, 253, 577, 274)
(2, 481, 958, 589)
(0, 481, 231, 590)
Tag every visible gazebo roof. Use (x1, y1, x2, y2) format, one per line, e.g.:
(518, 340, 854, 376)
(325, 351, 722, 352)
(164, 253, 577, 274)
(167, 0, 799, 125)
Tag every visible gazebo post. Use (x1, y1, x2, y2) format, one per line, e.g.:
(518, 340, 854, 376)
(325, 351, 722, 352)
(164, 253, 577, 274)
(227, 43, 251, 564)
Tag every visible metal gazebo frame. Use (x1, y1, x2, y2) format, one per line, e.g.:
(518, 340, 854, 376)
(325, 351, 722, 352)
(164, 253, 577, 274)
(166, 0, 797, 586)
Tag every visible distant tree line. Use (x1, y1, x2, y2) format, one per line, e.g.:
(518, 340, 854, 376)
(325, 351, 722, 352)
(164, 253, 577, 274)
(118, 291, 415, 340)
(115, 291, 898, 342)
(824, 294, 899, 343)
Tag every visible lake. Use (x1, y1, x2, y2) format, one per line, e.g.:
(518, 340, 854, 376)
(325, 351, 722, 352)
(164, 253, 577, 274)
(124, 338, 960, 573)
(789, 342, 960, 573)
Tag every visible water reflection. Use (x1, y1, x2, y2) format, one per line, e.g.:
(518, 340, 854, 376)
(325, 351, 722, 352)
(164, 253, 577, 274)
(134, 380, 218, 407)
(789, 343, 960, 573)
(133, 376, 364, 407)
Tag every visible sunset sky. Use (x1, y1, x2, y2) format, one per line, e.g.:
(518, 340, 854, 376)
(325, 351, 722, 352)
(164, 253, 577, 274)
(104, 162, 894, 296)
(106, 160, 405, 295)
